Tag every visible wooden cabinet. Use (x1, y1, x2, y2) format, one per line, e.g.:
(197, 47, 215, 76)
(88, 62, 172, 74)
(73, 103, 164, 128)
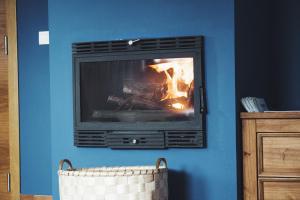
(241, 112, 300, 200)
(0, 0, 20, 199)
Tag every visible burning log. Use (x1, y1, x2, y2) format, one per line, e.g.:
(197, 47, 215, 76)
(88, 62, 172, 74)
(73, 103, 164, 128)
(160, 96, 188, 105)
(107, 95, 161, 110)
(149, 57, 194, 110)
(130, 96, 162, 109)
(122, 81, 166, 101)
(160, 96, 189, 110)
(108, 77, 194, 111)
(123, 85, 154, 99)
(107, 96, 127, 106)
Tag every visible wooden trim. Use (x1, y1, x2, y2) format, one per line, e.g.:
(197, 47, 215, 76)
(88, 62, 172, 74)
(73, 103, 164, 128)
(257, 179, 264, 200)
(6, 0, 20, 199)
(243, 119, 258, 200)
(21, 194, 53, 200)
(257, 119, 300, 132)
(259, 177, 300, 182)
(258, 177, 300, 200)
(257, 133, 264, 178)
(241, 112, 300, 119)
(0, 173, 9, 193)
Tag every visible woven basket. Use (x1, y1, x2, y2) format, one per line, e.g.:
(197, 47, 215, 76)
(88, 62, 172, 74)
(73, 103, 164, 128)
(58, 158, 168, 200)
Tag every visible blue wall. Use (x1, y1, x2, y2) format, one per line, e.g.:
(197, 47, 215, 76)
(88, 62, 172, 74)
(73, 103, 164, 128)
(17, 0, 52, 195)
(235, 0, 273, 106)
(235, 0, 300, 111)
(48, 0, 236, 200)
(235, 1, 273, 197)
(16, 0, 300, 198)
(270, 0, 300, 110)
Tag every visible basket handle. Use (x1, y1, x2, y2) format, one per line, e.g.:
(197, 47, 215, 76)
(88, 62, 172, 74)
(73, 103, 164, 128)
(156, 158, 168, 169)
(59, 159, 74, 171)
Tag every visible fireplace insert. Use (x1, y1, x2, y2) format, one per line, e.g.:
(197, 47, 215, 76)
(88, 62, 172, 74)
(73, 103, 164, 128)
(73, 36, 206, 148)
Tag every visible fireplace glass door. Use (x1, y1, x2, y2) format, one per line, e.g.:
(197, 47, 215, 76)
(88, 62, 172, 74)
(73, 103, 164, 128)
(79, 57, 195, 122)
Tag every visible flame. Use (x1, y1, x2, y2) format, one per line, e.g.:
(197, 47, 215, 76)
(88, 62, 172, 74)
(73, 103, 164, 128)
(149, 58, 194, 110)
(172, 103, 185, 110)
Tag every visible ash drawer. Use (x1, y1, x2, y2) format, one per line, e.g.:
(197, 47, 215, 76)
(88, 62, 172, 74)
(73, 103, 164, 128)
(259, 178, 300, 200)
(107, 131, 165, 149)
(258, 133, 300, 177)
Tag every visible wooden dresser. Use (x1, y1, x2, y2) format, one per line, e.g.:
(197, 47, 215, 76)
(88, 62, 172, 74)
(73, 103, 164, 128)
(241, 112, 300, 200)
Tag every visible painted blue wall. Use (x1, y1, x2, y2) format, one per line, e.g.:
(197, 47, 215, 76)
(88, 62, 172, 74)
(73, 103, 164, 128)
(235, 1, 273, 197)
(235, 0, 273, 106)
(48, 0, 236, 200)
(235, 0, 300, 111)
(17, 0, 52, 195)
(270, 0, 300, 110)
(16, 0, 300, 197)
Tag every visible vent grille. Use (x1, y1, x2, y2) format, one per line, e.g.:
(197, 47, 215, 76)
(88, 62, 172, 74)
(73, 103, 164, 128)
(73, 36, 203, 54)
(75, 131, 205, 148)
(75, 131, 107, 147)
(107, 131, 165, 149)
(166, 131, 204, 148)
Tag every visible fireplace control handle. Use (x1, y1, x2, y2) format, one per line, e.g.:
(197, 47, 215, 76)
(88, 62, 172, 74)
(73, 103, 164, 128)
(128, 39, 140, 46)
(199, 86, 206, 113)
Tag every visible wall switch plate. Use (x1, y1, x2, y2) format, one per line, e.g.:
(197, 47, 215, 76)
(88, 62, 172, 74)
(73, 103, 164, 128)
(39, 31, 49, 45)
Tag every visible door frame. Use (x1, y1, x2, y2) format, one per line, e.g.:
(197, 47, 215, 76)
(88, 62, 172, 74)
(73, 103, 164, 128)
(6, 0, 20, 199)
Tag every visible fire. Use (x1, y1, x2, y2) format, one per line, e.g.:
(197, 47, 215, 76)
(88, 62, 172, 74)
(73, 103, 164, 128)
(172, 103, 185, 110)
(149, 58, 194, 110)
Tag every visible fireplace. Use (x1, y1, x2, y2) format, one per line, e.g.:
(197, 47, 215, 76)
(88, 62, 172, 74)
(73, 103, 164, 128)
(73, 36, 206, 148)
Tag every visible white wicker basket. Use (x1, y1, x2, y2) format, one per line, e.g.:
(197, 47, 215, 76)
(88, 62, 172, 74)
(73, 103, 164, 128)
(58, 158, 168, 200)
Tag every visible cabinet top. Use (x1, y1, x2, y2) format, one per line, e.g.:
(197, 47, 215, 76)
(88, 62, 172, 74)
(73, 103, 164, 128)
(241, 112, 300, 119)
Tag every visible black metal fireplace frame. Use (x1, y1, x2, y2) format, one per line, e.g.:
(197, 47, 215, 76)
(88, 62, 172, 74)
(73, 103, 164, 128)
(72, 36, 206, 148)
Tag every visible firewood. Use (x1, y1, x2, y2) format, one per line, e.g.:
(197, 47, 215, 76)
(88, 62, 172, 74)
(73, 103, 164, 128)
(160, 97, 188, 108)
(108, 80, 194, 111)
(107, 96, 127, 106)
(130, 96, 161, 109)
(107, 95, 161, 110)
(123, 81, 165, 101)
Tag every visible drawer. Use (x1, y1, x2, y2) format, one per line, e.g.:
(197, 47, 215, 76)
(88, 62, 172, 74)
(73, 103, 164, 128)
(257, 119, 300, 132)
(257, 133, 300, 177)
(259, 178, 300, 200)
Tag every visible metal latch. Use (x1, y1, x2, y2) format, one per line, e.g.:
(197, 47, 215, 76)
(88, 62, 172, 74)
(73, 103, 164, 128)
(199, 86, 207, 113)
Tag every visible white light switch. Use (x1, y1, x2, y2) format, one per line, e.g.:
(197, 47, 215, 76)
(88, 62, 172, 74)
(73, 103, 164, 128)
(39, 31, 49, 45)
